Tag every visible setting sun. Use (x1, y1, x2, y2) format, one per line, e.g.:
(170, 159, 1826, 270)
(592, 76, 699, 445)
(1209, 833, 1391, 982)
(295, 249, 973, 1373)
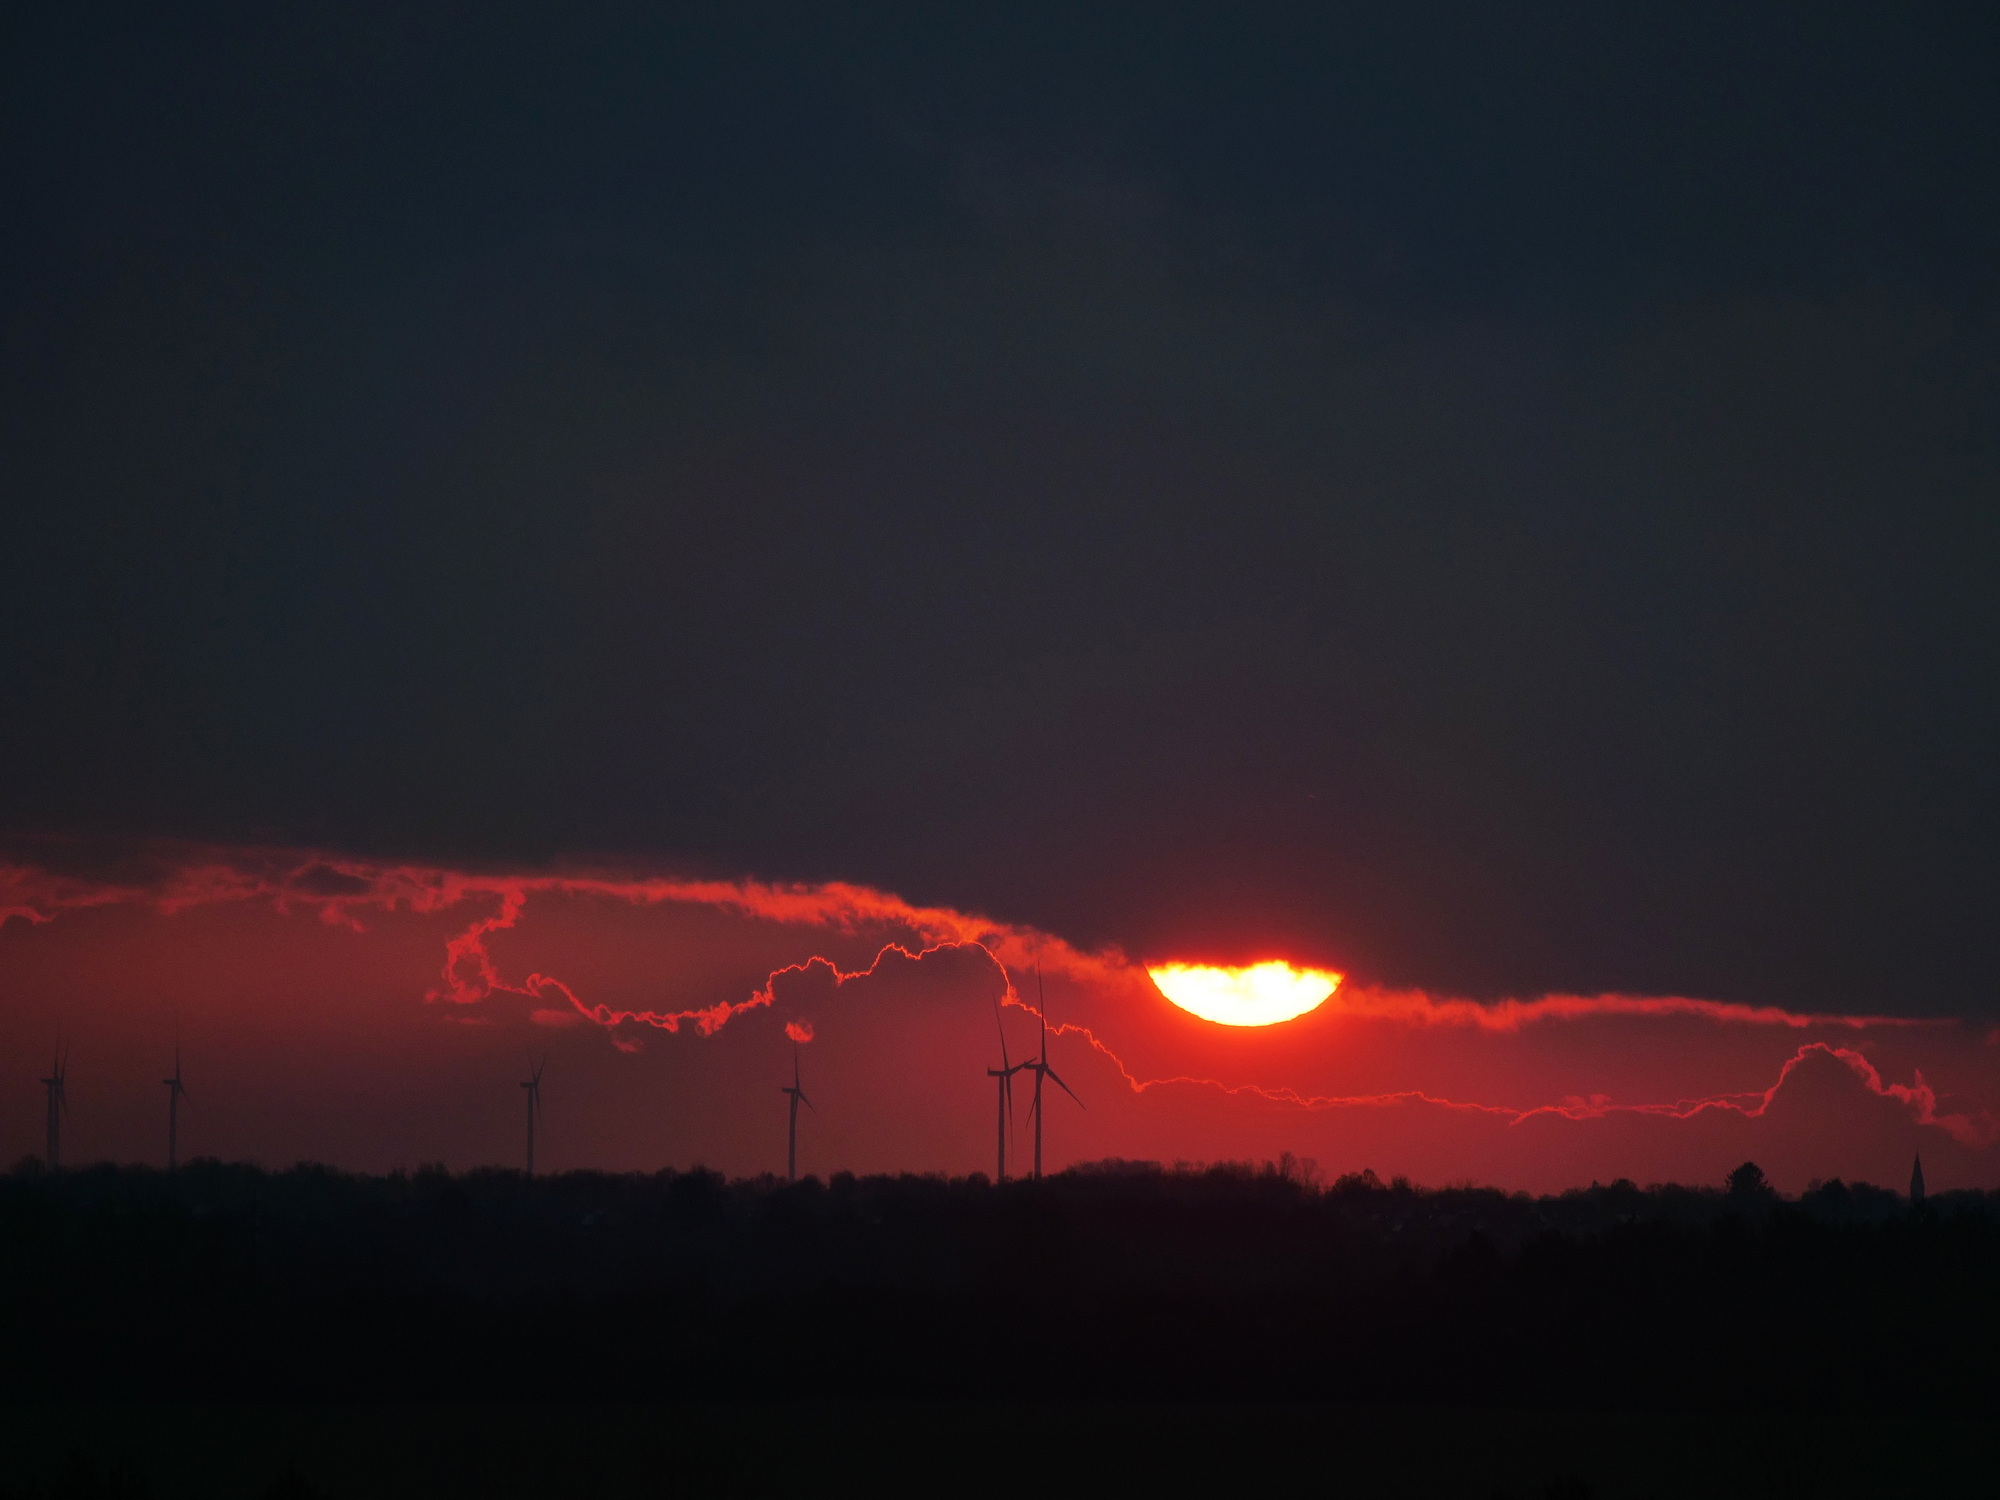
(1147, 961, 1343, 1027)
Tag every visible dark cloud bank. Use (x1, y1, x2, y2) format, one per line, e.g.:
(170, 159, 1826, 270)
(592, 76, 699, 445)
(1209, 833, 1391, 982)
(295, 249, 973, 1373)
(4, 4, 1997, 1015)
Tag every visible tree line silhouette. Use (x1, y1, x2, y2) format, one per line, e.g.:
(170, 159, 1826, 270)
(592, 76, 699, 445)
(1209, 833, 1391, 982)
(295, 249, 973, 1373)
(2, 1154, 1989, 1411)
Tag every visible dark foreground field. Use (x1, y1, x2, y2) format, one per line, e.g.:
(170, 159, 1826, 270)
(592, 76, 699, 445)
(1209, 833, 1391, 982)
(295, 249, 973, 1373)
(3, 1159, 1996, 1495)
(0, 1400, 1994, 1500)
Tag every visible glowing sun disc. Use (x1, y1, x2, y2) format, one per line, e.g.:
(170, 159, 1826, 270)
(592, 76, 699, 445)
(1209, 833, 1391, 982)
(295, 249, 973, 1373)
(1147, 961, 1342, 1027)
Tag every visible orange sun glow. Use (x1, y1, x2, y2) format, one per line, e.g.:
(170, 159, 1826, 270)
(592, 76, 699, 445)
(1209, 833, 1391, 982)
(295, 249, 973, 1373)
(1146, 960, 1343, 1027)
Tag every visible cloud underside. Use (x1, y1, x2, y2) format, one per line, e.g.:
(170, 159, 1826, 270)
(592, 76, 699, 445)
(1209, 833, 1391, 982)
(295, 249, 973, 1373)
(1, 842, 1986, 1157)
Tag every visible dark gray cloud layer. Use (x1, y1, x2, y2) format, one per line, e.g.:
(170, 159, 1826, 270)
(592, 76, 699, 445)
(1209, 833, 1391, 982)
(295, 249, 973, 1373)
(4, 4, 1997, 1012)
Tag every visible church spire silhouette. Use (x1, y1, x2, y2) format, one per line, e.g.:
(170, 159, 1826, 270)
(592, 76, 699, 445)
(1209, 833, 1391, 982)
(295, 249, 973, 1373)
(1910, 1153, 1926, 1206)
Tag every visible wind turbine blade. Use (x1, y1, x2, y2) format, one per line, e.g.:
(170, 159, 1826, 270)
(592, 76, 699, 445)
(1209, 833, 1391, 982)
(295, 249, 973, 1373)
(799, 1092, 816, 1113)
(1044, 1066, 1085, 1108)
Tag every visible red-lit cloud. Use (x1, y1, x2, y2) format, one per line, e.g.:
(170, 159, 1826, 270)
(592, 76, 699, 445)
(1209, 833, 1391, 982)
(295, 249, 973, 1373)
(1, 842, 1991, 1189)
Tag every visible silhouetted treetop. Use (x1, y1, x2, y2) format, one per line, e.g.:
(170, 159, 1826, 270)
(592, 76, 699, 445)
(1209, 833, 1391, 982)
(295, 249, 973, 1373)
(1727, 1161, 1775, 1200)
(1, 1158, 1989, 1409)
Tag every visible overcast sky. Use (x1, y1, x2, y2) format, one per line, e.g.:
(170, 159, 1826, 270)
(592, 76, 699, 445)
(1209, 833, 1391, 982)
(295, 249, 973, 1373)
(5, 4, 1998, 1018)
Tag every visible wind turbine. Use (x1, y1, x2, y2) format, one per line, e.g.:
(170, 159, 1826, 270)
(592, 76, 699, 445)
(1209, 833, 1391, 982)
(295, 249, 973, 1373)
(1022, 968, 1083, 1180)
(986, 997, 1029, 1181)
(41, 1046, 67, 1174)
(780, 1046, 814, 1183)
(163, 1038, 190, 1172)
(521, 1055, 546, 1176)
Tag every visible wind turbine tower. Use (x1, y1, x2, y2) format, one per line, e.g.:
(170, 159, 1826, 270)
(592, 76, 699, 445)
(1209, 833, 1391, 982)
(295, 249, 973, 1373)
(163, 1043, 190, 1171)
(41, 1049, 67, 1174)
(1023, 970, 1083, 1180)
(987, 999, 1029, 1181)
(521, 1056, 546, 1176)
(780, 1047, 814, 1183)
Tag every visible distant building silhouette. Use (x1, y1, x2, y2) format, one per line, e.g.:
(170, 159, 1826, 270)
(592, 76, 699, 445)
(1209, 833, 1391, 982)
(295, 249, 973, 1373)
(1910, 1153, 1926, 1206)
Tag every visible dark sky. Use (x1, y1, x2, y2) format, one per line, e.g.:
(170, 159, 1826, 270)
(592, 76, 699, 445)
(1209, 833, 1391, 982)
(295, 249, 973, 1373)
(5, 3, 1997, 1015)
